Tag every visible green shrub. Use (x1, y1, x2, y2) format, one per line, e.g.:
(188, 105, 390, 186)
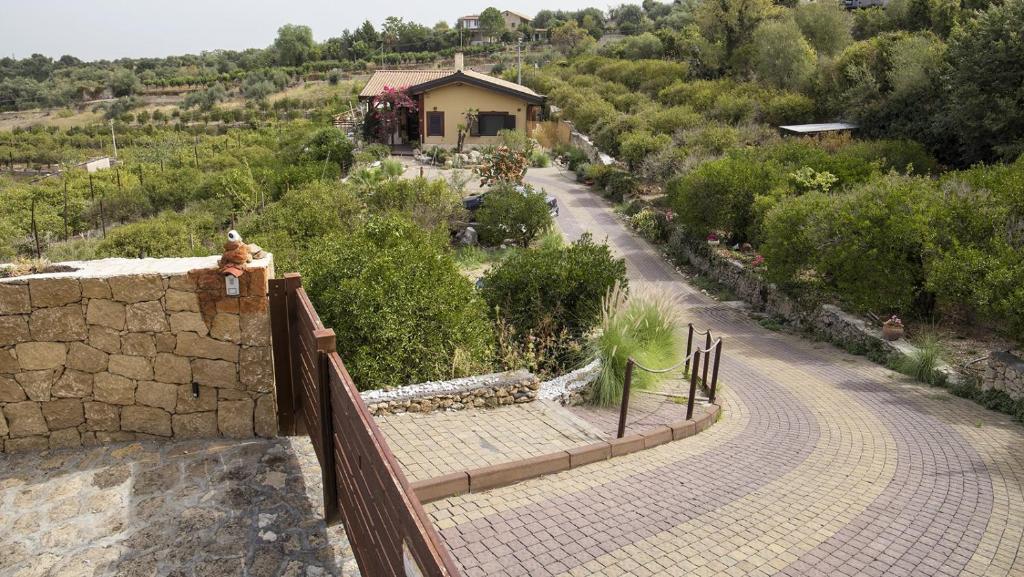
(604, 169, 638, 202)
(358, 176, 463, 230)
(629, 208, 659, 241)
(301, 215, 495, 389)
(481, 232, 628, 340)
(95, 211, 219, 259)
(763, 93, 816, 125)
(589, 285, 682, 406)
(476, 184, 553, 247)
(668, 155, 781, 240)
(530, 149, 551, 168)
(357, 143, 392, 162)
(619, 130, 673, 171)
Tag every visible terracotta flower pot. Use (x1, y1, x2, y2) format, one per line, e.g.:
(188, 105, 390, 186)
(882, 324, 904, 341)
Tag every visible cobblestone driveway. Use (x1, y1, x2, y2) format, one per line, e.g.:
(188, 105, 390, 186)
(422, 167, 1024, 577)
(0, 437, 359, 577)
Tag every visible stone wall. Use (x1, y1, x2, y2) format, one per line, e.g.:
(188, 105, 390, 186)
(676, 233, 961, 382)
(361, 370, 539, 416)
(984, 351, 1024, 400)
(0, 255, 277, 453)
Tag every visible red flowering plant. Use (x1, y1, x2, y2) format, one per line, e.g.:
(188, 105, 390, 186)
(752, 255, 765, 267)
(371, 86, 417, 144)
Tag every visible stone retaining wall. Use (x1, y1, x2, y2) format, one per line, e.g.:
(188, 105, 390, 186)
(0, 255, 277, 452)
(676, 234, 960, 383)
(984, 351, 1024, 400)
(362, 370, 540, 416)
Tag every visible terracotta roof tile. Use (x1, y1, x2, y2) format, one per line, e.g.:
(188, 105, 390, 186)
(359, 70, 455, 98)
(360, 69, 542, 100)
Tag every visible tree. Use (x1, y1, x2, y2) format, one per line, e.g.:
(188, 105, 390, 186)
(551, 21, 595, 56)
(109, 68, 139, 97)
(274, 24, 315, 66)
(749, 19, 816, 90)
(611, 4, 649, 34)
(479, 7, 506, 41)
(695, 0, 774, 68)
(945, 0, 1024, 163)
(794, 1, 853, 56)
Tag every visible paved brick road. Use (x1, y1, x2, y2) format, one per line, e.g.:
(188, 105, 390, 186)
(377, 402, 604, 482)
(423, 166, 1024, 577)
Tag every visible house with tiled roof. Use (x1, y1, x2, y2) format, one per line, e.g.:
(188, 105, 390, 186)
(358, 53, 544, 149)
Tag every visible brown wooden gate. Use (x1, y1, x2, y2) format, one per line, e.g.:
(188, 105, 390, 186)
(270, 274, 462, 577)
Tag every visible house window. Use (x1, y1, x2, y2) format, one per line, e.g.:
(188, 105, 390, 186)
(426, 112, 444, 137)
(477, 113, 516, 136)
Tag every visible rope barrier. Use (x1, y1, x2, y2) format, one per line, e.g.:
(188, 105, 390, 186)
(631, 338, 722, 374)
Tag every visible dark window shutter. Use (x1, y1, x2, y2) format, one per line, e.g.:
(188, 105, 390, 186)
(504, 114, 516, 130)
(427, 112, 444, 137)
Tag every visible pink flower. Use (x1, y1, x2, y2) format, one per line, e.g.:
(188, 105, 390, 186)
(707, 232, 719, 241)
(752, 255, 765, 267)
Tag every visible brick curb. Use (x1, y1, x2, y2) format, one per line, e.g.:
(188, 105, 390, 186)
(411, 403, 722, 504)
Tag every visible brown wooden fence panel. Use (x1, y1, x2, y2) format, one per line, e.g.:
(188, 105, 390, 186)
(270, 274, 461, 577)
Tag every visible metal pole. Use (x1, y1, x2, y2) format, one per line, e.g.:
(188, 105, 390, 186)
(617, 359, 635, 439)
(684, 324, 694, 372)
(686, 350, 700, 420)
(517, 40, 522, 85)
(702, 332, 712, 388)
(709, 340, 722, 404)
(109, 119, 118, 158)
(63, 178, 68, 241)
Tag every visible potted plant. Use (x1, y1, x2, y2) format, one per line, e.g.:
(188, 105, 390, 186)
(882, 315, 904, 341)
(706, 232, 720, 246)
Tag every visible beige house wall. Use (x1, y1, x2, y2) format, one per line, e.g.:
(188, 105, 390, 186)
(421, 83, 531, 148)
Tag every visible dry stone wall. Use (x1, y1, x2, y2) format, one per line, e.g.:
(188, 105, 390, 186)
(361, 370, 540, 416)
(984, 351, 1024, 400)
(0, 255, 277, 452)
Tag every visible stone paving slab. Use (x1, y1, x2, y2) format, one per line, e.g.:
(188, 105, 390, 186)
(0, 437, 360, 577)
(417, 167, 1024, 576)
(376, 401, 606, 482)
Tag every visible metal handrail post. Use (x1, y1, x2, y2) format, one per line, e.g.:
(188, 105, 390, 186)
(686, 350, 700, 420)
(709, 340, 722, 404)
(617, 359, 635, 439)
(684, 324, 694, 373)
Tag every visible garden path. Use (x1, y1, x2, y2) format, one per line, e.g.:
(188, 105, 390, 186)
(419, 165, 1024, 576)
(376, 401, 605, 482)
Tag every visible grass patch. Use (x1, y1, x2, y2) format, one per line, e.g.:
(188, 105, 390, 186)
(589, 284, 683, 407)
(893, 333, 947, 386)
(758, 317, 784, 332)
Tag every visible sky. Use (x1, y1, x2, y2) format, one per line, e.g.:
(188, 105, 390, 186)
(0, 0, 602, 62)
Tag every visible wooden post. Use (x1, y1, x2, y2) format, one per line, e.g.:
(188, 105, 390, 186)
(314, 327, 341, 526)
(709, 340, 722, 404)
(269, 274, 301, 436)
(684, 324, 694, 373)
(702, 332, 712, 388)
(617, 358, 635, 439)
(686, 350, 700, 421)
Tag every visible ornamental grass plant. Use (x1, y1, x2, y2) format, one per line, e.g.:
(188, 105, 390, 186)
(589, 284, 683, 406)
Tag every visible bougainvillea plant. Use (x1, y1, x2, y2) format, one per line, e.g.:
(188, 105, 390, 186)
(371, 86, 417, 144)
(476, 145, 529, 186)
